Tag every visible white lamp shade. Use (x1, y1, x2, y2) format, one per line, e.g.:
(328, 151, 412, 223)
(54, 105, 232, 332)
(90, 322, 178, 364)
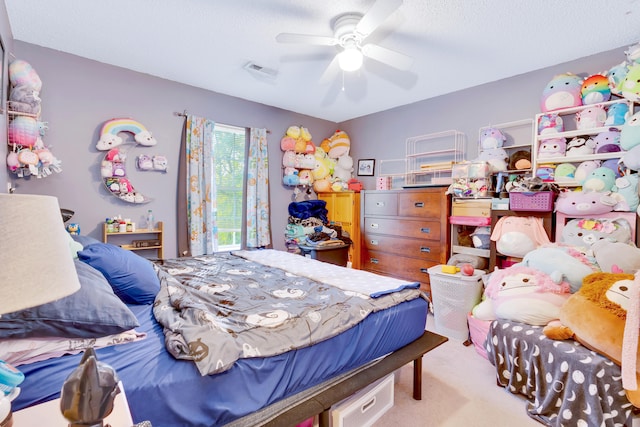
(338, 47, 364, 72)
(0, 194, 81, 315)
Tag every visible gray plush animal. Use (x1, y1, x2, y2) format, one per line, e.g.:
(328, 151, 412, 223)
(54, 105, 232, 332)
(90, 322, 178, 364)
(9, 84, 41, 115)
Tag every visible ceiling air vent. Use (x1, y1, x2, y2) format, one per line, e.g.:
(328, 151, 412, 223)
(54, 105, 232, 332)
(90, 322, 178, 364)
(243, 62, 277, 79)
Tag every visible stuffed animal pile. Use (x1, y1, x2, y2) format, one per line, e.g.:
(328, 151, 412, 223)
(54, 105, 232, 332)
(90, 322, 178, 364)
(281, 127, 354, 193)
(6, 59, 62, 178)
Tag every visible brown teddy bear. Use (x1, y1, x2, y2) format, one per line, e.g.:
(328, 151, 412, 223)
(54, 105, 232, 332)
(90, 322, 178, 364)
(543, 271, 640, 406)
(508, 150, 531, 170)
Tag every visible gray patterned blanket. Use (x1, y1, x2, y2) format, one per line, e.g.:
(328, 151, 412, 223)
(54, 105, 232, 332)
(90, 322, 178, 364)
(152, 251, 422, 376)
(486, 319, 634, 427)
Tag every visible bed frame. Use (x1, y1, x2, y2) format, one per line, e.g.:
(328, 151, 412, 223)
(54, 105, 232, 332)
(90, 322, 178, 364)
(228, 330, 448, 427)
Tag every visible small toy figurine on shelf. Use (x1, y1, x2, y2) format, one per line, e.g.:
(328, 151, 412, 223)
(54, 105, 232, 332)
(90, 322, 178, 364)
(66, 223, 80, 235)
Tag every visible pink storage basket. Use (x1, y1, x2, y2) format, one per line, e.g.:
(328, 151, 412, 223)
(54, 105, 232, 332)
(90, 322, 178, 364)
(509, 191, 555, 212)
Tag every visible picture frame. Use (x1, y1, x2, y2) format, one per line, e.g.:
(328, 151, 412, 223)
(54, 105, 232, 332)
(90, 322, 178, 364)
(357, 159, 375, 176)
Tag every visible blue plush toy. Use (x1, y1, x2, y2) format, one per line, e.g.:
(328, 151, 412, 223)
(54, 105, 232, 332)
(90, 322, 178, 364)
(620, 111, 640, 151)
(612, 173, 640, 212)
(582, 167, 617, 192)
(606, 102, 630, 126)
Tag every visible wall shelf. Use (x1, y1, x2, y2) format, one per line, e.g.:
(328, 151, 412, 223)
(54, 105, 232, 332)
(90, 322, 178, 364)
(102, 221, 164, 259)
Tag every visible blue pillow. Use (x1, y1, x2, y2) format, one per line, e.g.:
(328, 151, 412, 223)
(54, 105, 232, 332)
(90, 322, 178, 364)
(0, 260, 139, 338)
(77, 243, 160, 305)
(72, 234, 102, 247)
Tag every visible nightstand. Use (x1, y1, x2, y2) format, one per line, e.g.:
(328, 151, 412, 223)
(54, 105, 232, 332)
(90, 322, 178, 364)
(12, 382, 133, 426)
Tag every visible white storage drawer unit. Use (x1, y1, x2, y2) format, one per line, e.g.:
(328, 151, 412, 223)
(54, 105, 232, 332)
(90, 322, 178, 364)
(331, 373, 394, 427)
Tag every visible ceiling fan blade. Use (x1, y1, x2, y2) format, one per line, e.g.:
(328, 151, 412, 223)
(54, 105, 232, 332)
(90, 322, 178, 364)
(276, 33, 338, 46)
(319, 55, 340, 85)
(355, 0, 403, 38)
(362, 43, 413, 70)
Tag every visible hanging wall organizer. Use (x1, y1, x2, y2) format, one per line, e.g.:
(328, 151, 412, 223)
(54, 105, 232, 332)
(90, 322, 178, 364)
(95, 117, 158, 203)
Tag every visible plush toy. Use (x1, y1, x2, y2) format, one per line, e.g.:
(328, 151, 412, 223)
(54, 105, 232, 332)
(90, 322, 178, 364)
(554, 163, 576, 181)
(95, 118, 157, 151)
(479, 127, 506, 149)
(574, 160, 602, 184)
(607, 61, 629, 96)
(535, 165, 555, 182)
(621, 145, 640, 171)
(8, 115, 39, 148)
(593, 129, 622, 153)
(612, 173, 640, 211)
(508, 150, 531, 170)
(565, 137, 595, 158)
(472, 265, 570, 326)
(490, 216, 551, 258)
(282, 167, 299, 186)
(540, 73, 583, 112)
(322, 130, 351, 159)
(8, 59, 42, 91)
(136, 155, 153, 170)
(580, 73, 611, 104)
(561, 217, 632, 248)
(477, 147, 508, 173)
(280, 136, 296, 151)
(606, 102, 631, 126)
(152, 155, 168, 172)
(591, 239, 640, 274)
(537, 137, 567, 158)
(298, 170, 313, 186)
(618, 63, 640, 102)
(626, 41, 640, 64)
(332, 154, 353, 182)
(555, 189, 616, 215)
(8, 85, 41, 116)
(537, 113, 564, 135)
(66, 223, 81, 236)
(620, 111, 640, 151)
(575, 104, 607, 129)
(470, 226, 491, 249)
(542, 272, 640, 406)
(601, 158, 622, 178)
(520, 245, 598, 293)
(582, 166, 617, 192)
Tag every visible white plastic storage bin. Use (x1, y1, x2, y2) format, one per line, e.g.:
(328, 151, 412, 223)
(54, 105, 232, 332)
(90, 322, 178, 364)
(331, 374, 394, 427)
(427, 266, 484, 340)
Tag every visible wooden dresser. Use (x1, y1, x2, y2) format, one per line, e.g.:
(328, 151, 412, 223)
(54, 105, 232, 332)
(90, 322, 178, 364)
(360, 187, 450, 297)
(317, 191, 361, 269)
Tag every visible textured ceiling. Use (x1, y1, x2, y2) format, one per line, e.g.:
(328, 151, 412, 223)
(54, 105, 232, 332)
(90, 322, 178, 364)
(5, 0, 640, 122)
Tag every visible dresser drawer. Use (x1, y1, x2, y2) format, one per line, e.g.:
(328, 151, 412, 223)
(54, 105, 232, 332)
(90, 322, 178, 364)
(363, 192, 397, 216)
(363, 217, 441, 240)
(362, 250, 434, 284)
(398, 191, 443, 218)
(363, 233, 445, 262)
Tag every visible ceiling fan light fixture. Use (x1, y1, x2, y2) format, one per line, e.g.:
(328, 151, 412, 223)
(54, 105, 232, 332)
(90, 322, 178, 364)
(338, 46, 363, 72)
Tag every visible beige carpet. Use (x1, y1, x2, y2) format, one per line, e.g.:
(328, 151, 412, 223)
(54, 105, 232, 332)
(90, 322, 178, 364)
(373, 316, 541, 427)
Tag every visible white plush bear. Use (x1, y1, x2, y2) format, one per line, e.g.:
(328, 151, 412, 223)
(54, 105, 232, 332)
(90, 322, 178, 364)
(333, 154, 354, 182)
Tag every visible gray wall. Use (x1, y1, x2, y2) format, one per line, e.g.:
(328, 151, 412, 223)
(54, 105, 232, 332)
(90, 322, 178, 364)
(2, 41, 338, 258)
(343, 47, 629, 189)
(0, 0, 13, 192)
(0, 4, 631, 257)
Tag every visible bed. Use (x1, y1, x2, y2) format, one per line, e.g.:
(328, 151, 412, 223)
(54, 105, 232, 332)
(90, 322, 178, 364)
(3, 243, 445, 426)
(485, 319, 635, 427)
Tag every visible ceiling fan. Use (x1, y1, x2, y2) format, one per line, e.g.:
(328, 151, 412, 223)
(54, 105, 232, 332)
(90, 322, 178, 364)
(275, 0, 413, 76)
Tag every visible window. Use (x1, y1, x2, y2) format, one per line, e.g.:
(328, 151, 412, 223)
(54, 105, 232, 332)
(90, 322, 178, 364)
(213, 124, 247, 251)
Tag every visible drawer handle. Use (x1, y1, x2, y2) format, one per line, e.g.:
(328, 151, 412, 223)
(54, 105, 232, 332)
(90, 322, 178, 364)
(420, 247, 431, 253)
(361, 396, 376, 413)
(420, 268, 429, 274)
(370, 258, 379, 264)
(420, 227, 431, 234)
(370, 239, 379, 246)
(370, 223, 379, 229)
(376, 201, 385, 207)
(414, 202, 424, 208)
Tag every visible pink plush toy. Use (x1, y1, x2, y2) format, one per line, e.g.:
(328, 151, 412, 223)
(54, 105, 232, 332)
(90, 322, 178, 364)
(555, 189, 616, 215)
(472, 265, 570, 326)
(576, 105, 607, 130)
(540, 73, 584, 112)
(537, 137, 567, 158)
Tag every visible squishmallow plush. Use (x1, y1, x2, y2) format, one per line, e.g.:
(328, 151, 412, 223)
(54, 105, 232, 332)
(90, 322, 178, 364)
(575, 160, 602, 184)
(580, 74, 611, 104)
(618, 63, 640, 102)
(537, 137, 567, 158)
(607, 61, 629, 96)
(606, 102, 630, 126)
(576, 104, 607, 129)
(620, 111, 640, 151)
(565, 136, 595, 157)
(582, 167, 617, 192)
(593, 129, 622, 153)
(561, 217, 632, 247)
(479, 127, 506, 149)
(555, 189, 616, 216)
(540, 73, 584, 112)
(538, 113, 564, 135)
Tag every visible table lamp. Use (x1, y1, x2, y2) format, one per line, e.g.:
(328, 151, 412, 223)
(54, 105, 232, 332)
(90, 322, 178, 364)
(0, 193, 82, 426)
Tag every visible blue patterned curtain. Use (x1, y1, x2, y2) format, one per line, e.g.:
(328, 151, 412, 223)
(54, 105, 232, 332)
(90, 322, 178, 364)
(185, 115, 217, 256)
(246, 128, 271, 248)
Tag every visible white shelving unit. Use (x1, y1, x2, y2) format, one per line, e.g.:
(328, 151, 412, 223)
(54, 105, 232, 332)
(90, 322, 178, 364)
(478, 118, 535, 174)
(532, 98, 636, 186)
(376, 158, 406, 189)
(404, 130, 465, 188)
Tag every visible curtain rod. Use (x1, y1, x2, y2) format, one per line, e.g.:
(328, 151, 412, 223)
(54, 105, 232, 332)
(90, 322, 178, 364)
(173, 110, 270, 133)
